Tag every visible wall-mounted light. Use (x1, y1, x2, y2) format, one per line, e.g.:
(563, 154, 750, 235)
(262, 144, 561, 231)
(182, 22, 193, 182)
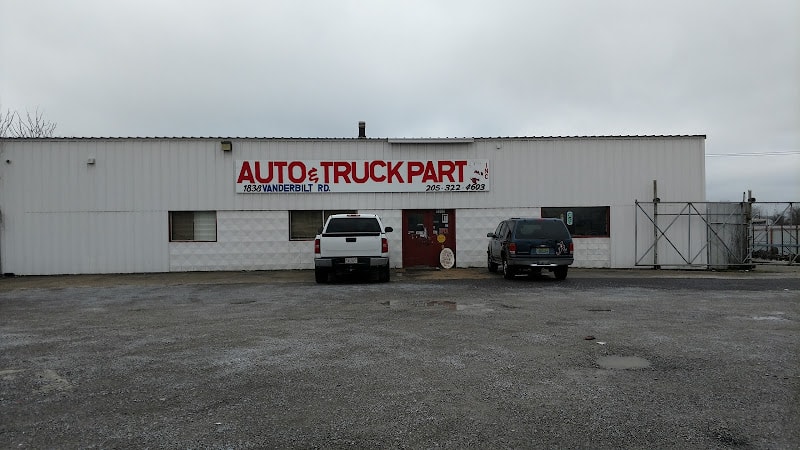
(87, 157, 96, 165)
(221, 141, 233, 152)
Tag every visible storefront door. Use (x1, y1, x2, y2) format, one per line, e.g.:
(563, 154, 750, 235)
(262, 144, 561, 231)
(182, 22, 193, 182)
(402, 209, 456, 268)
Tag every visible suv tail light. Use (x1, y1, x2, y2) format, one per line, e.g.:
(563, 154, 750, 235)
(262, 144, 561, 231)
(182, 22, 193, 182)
(508, 242, 517, 255)
(382, 237, 389, 253)
(569, 242, 574, 254)
(314, 238, 321, 254)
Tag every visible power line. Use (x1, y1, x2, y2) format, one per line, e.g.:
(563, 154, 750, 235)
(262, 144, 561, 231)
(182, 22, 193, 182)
(706, 151, 800, 157)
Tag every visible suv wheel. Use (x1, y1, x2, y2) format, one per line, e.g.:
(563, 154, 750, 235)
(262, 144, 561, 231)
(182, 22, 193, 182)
(554, 266, 568, 280)
(502, 259, 515, 279)
(488, 255, 498, 273)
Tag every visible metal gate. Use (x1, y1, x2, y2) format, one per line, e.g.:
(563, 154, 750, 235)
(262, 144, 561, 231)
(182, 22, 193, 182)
(635, 201, 798, 268)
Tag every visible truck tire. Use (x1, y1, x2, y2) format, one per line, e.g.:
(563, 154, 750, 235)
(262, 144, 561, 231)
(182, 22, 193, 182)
(554, 266, 568, 280)
(315, 268, 329, 283)
(379, 266, 390, 283)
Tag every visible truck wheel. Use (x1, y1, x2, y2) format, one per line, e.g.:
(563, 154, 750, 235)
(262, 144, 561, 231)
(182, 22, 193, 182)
(502, 259, 515, 280)
(554, 266, 568, 280)
(315, 268, 329, 283)
(488, 255, 498, 273)
(379, 266, 390, 282)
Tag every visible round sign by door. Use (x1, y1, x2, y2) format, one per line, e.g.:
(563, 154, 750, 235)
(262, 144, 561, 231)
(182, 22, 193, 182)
(437, 234, 446, 244)
(439, 247, 455, 269)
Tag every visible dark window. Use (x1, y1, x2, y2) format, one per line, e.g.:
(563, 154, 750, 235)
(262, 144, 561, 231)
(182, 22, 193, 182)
(501, 221, 511, 239)
(325, 217, 381, 233)
(541, 207, 610, 237)
(169, 211, 217, 242)
(290, 210, 356, 240)
(514, 220, 571, 240)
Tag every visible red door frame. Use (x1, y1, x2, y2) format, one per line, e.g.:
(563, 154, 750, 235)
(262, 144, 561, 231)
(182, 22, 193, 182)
(402, 209, 456, 268)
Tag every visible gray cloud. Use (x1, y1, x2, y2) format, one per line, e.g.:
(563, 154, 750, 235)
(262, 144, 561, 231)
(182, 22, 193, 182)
(1, 0, 797, 201)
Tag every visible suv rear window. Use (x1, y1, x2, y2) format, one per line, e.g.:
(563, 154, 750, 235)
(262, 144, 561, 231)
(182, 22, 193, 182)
(514, 220, 570, 240)
(325, 217, 381, 233)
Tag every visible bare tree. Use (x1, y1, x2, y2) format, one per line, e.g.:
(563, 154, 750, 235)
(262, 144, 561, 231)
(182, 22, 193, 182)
(0, 109, 14, 137)
(0, 107, 57, 137)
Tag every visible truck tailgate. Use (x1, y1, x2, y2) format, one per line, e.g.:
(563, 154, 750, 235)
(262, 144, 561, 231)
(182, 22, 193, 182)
(320, 233, 382, 257)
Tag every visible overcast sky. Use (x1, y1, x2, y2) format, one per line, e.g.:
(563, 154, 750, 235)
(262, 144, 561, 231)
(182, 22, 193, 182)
(1, 0, 798, 203)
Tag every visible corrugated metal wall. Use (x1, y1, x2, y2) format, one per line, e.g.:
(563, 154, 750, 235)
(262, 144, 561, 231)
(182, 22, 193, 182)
(0, 136, 705, 274)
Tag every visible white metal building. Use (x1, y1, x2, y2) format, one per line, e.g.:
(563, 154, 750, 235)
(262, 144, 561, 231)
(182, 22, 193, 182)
(0, 133, 706, 275)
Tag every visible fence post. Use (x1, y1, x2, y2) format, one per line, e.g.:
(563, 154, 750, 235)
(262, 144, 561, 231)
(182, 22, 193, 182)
(653, 180, 660, 269)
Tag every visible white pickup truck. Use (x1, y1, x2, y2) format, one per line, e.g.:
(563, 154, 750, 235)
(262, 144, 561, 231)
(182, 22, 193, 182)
(314, 213, 393, 283)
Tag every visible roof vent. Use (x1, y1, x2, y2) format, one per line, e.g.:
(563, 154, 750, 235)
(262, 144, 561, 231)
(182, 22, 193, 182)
(358, 121, 366, 139)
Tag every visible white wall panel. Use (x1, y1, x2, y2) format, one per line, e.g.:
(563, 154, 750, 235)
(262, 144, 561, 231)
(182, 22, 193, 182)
(1, 137, 705, 214)
(611, 205, 636, 268)
(0, 136, 706, 274)
(1, 211, 166, 275)
(169, 211, 291, 271)
(573, 238, 611, 268)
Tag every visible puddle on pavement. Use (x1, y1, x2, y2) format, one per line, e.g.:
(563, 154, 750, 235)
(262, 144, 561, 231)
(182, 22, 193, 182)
(597, 355, 652, 370)
(383, 300, 460, 310)
(382, 300, 496, 312)
(426, 300, 457, 310)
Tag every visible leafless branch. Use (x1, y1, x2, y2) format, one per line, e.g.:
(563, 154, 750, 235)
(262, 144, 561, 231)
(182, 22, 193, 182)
(0, 107, 57, 137)
(0, 109, 16, 137)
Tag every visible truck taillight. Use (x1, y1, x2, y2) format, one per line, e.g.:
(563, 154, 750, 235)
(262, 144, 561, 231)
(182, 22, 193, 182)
(508, 242, 517, 255)
(382, 237, 389, 253)
(314, 238, 321, 254)
(569, 242, 574, 254)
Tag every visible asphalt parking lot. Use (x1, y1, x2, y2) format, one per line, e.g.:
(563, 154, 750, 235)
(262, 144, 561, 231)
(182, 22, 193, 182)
(1, 267, 799, 449)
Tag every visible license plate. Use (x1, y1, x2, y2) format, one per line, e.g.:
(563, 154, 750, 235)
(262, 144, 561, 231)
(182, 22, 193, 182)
(344, 257, 358, 264)
(535, 248, 550, 255)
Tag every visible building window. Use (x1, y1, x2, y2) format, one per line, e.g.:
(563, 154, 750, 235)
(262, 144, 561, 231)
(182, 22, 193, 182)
(541, 206, 610, 237)
(169, 211, 217, 242)
(290, 210, 356, 240)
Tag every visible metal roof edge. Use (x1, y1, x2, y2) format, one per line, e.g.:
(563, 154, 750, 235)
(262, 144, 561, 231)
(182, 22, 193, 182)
(388, 138, 475, 144)
(0, 134, 706, 141)
(472, 135, 707, 140)
(0, 136, 384, 140)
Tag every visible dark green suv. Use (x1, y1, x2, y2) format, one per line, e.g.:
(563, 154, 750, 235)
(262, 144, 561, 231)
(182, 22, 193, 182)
(487, 218, 574, 280)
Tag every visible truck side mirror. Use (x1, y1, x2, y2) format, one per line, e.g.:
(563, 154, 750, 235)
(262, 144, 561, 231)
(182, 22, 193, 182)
(385, 226, 393, 233)
(487, 232, 496, 238)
